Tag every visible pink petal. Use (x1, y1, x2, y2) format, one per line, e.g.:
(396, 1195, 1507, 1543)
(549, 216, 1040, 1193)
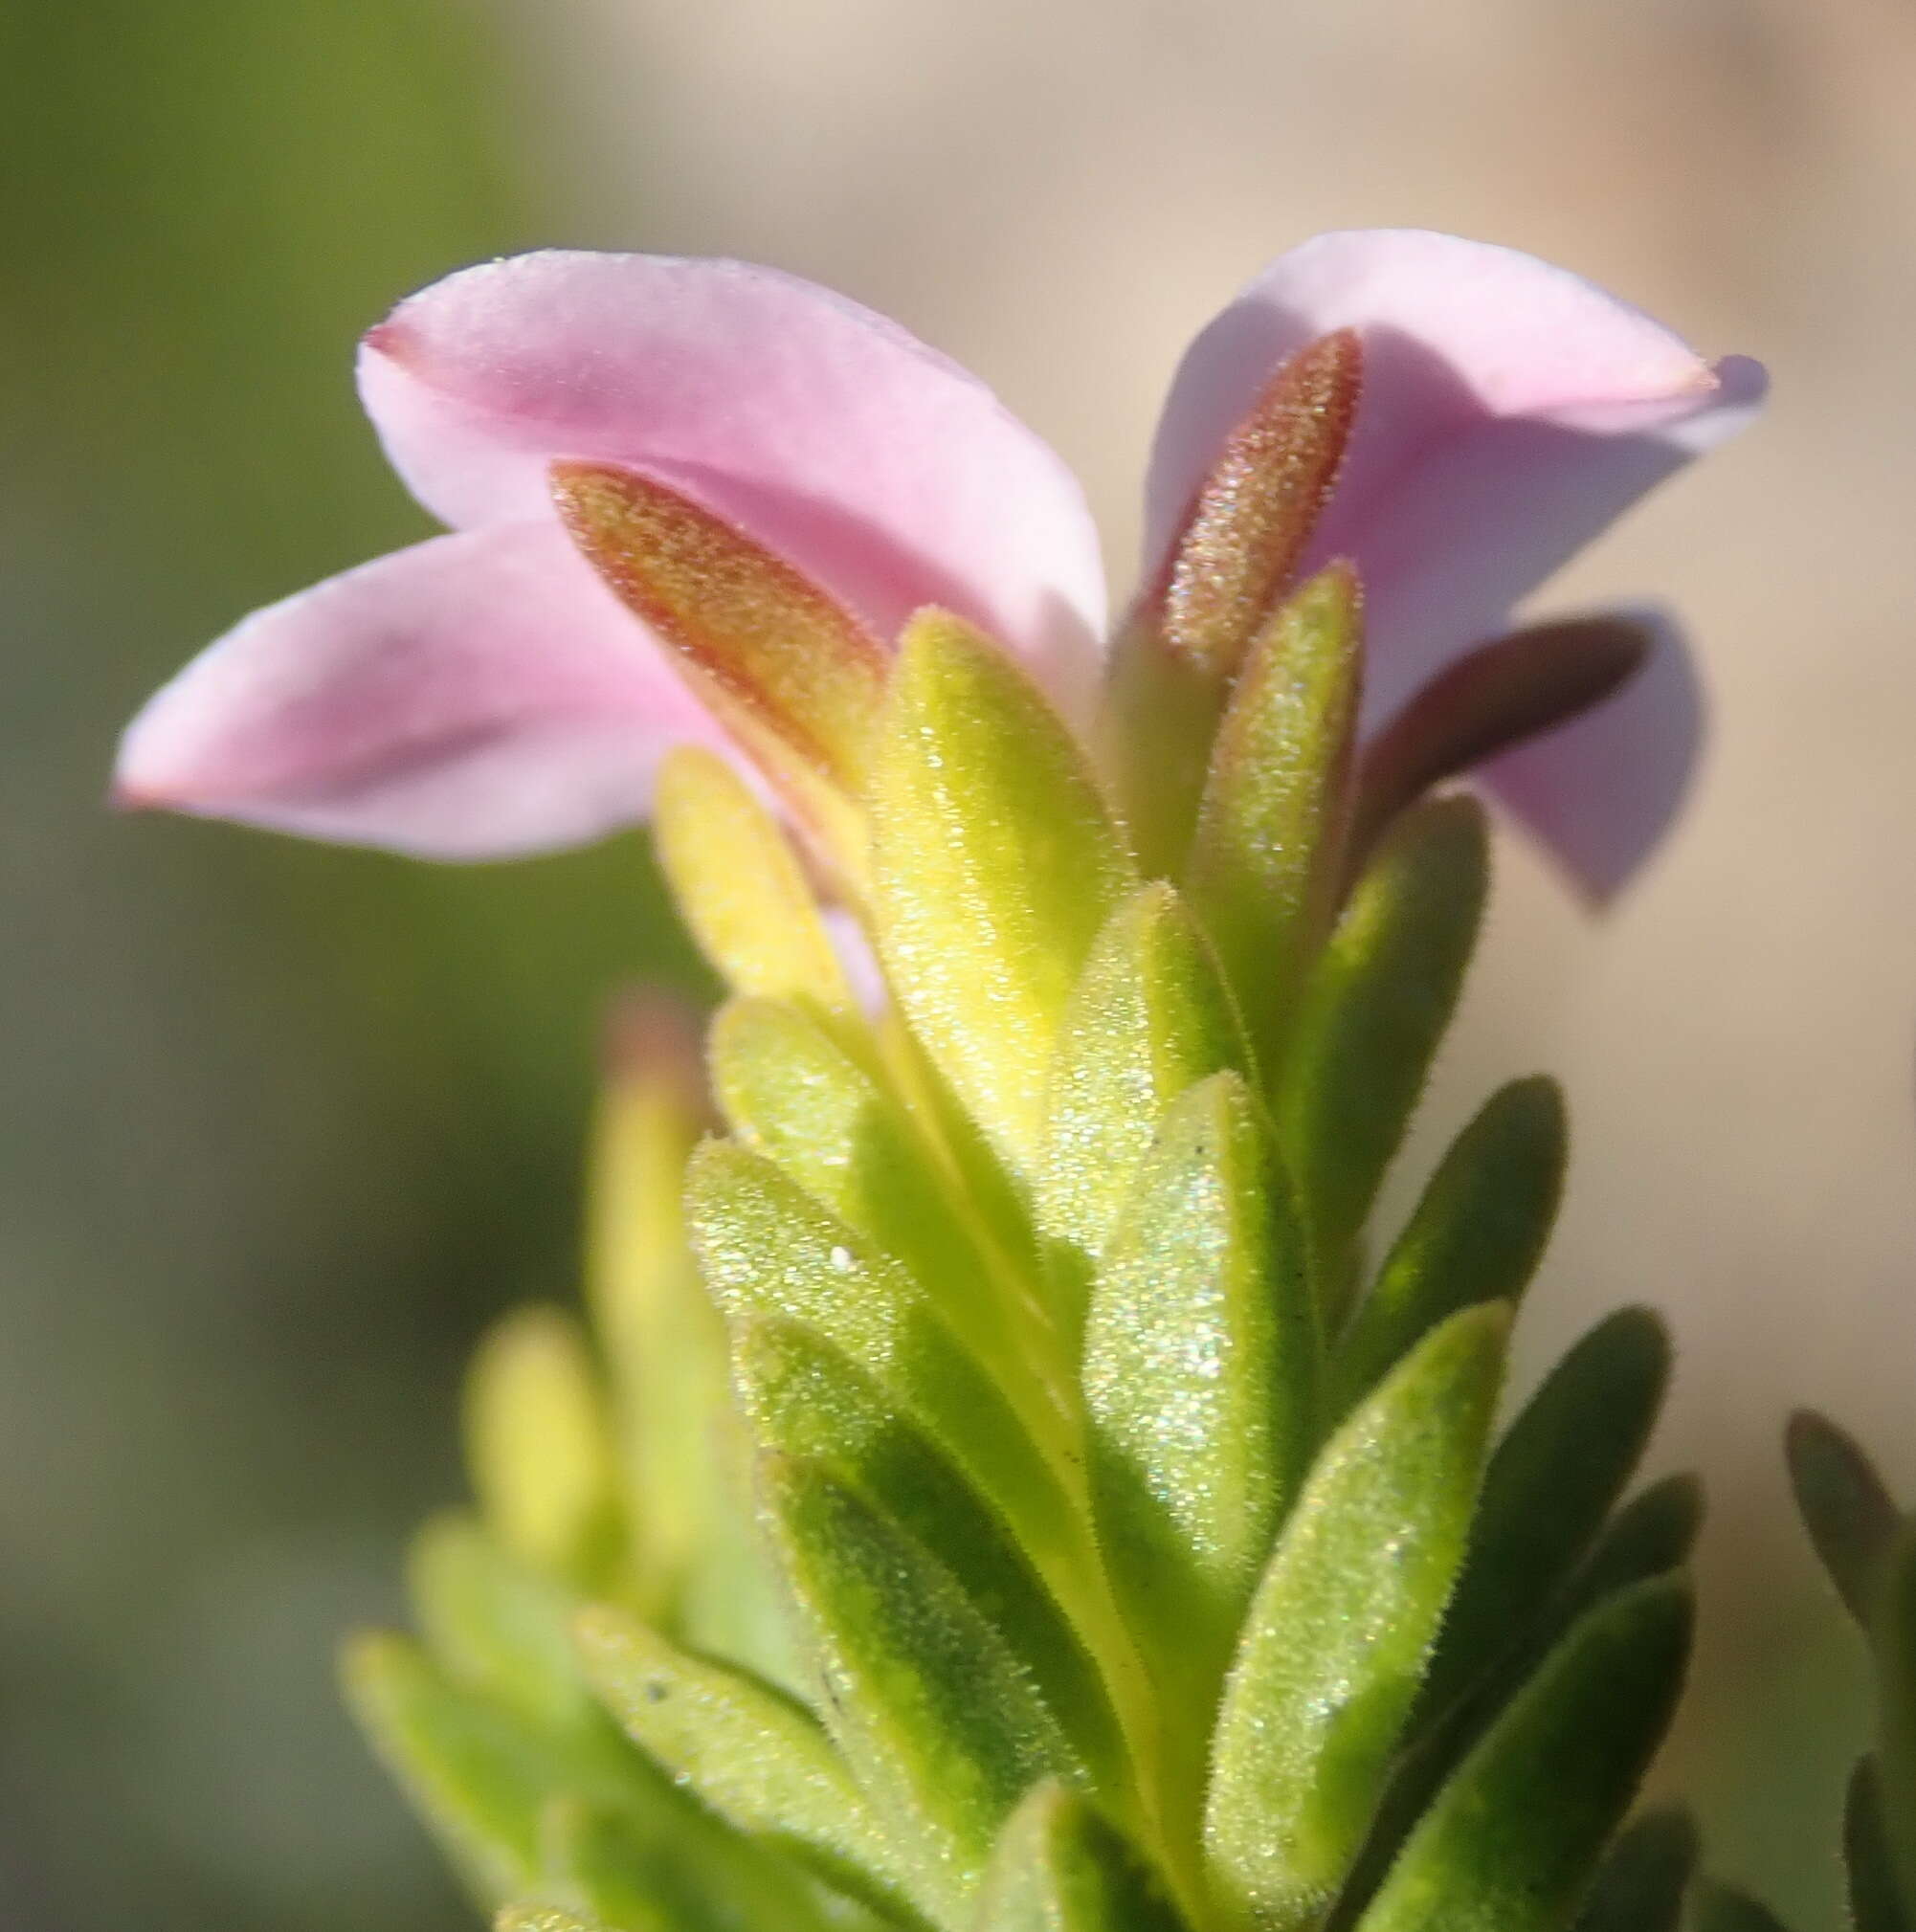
(113, 522, 734, 860)
(358, 251, 1107, 700)
(1145, 229, 1765, 731)
(1481, 609, 1703, 905)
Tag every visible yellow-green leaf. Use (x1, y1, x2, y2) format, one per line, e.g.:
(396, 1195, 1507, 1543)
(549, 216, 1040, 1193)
(686, 1142, 1088, 1598)
(411, 1513, 591, 1732)
(576, 1604, 909, 1917)
(465, 1306, 618, 1586)
(1083, 1073, 1314, 1710)
(710, 996, 1055, 1426)
(871, 609, 1136, 1181)
(653, 746, 854, 1010)
(1036, 882, 1250, 1319)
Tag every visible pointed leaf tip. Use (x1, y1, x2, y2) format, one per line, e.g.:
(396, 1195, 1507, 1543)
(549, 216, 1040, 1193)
(1567, 1808, 1697, 1932)
(1188, 562, 1365, 1065)
(1278, 794, 1489, 1262)
(551, 460, 883, 875)
(1350, 614, 1653, 876)
(1335, 1075, 1567, 1412)
(1353, 1577, 1694, 1932)
(1785, 1409, 1900, 1627)
(1161, 329, 1363, 680)
(977, 1783, 1190, 1932)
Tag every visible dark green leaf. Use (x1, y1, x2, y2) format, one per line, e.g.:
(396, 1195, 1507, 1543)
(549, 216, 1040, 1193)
(1277, 797, 1488, 1275)
(1875, 1522, 1916, 1919)
(1785, 1410, 1899, 1627)
(974, 1782, 1191, 1932)
(1329, 1473, 1704, 1930)
(1334, 1077, 1566, 1412)
(761, 1453, 1086, 1921)
(732, 1316, 1130, 1791)
(1846, 1756, 1911, 1932)
(1688, 1880, 1794, 1932)
(1569, 1808, 1697, 1932)
(1413, 1307, 1670, 1731)
(1203, 1303, 1508, 1931)
(1351, 1578, 1693, 1932)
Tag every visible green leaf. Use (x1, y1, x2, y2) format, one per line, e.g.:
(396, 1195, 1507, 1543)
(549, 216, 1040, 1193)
(1334, 1077, 1566, 1412)
(1351, 1577, 1693, 1932)
(1187, 565, 1363, 1069)
(1104, 331, 1362, 874)
(731, 1316, 1129, 1793)
(870, 609, 1137, 1180)
(974, 1782, 1190, 1932)
(1331, 1473, 1704, 1929)
(1785, 1410, 1899, 1627)
(1083, 1072, 1315, 1704)
(538, 1791, 840, 1932)
(343, 1632, 567, 1905)
(465, 1306, 619, 1586)
(1413, 1307, 1670, 1732)
(761, 1452, 1086, 1921)
(687, 1142, 1088, 1595)
(710, 995, 1055, 1426)
(1036, 882, 1250, 1310)
(1846, 1757, 1911, 1932)
(575, 1604, 909, 1917)
(653, 746, 855, 1011)
(1568, 1808, 1697, 1932)
(1875, 1521, 1916, 1919)
(411, 1513, 592, 1731)
(1688, 1881, 1794, 1932)
(1203, 1303, 1509, 1931)
(1277, 797, 1489, 1270)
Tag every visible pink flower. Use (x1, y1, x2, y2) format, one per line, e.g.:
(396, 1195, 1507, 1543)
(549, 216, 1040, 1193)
(114, 231, 1761, 897)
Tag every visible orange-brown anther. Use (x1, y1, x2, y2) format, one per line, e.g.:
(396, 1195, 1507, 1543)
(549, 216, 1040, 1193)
(550, 460, 890, 793)
(1162, 328, 1363, 680)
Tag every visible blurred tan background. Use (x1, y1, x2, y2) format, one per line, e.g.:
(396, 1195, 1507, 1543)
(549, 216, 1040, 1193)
(5, 0, 1913, 1925)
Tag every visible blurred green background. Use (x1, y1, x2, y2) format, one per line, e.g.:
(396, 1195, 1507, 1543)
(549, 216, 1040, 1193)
(0, 7, 704, 1926)
(4, 0, 1913, 1926)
